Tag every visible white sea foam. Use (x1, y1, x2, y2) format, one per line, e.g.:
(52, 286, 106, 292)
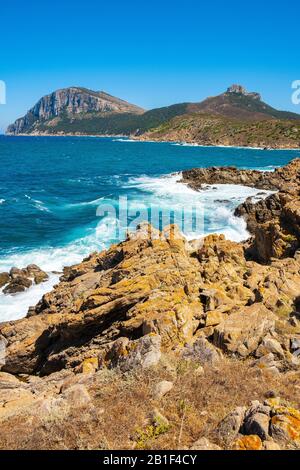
(0, 274, 59, 322)
(0, 231, 110, 322)
(125, 173, 274, 242)
(0, 172, 275, 322)
(0, 199, 5, 204)
(66, 196, 105, 208)
(24, 194, 51, 212)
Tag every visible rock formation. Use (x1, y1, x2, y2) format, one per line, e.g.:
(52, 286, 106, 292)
(0, 265, 48, 294)
(226, 84, 261, 101)
(182, 158, 300, 263)
(0, 160, 300, 450)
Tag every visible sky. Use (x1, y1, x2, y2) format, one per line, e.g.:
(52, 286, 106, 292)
(0, 0, 300, 132)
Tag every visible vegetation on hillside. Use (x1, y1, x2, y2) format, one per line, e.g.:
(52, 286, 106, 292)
(142, 113, 300, 148)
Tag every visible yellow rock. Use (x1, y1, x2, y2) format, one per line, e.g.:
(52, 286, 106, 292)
(233, 435, 263, 451)
(206, 310, 224, 327)
(271, 413, 300, 443)
(80, 357, 98, 374)
(265, 397, 281, 408)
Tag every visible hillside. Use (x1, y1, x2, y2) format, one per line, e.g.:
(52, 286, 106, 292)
(30, 102, 195, 136)
(6, 84, 300, 139)
(140, 113, 300, 149)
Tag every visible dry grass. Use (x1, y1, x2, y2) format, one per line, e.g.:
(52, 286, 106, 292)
(0, 356, 299, 450)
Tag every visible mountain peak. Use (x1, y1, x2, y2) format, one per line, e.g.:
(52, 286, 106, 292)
(226, 84, 261, 101)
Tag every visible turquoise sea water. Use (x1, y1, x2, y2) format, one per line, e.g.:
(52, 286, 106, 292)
(0, 135, 299, 321)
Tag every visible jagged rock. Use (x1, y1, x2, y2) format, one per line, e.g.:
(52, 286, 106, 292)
(219, 399, 300, 450)
(227, 84, 261, 101)
(78, 357, 99, 374)
(183, 159, 300, 263)
(235, 192, 282, 233)
(213, 304, 276, 357)
(2, 217, 300, 375)
(243, 412, 270, 440)
(0, 336, 7, 367)
(182, 159, 300, 193)
(269, 405, 300, 446)
(3, 276, 32, 294)
(215, 406, 246, 446)
(205, 310, 225, 327)
(0, 224, 203, 375)
(26, 264, 49, 284)
(254, 353, 281, 373)
(2, 265, 48, 295)
(255, 336, 285, 359)
(0, 372, 22, 389)
(107, 335, 162, 372)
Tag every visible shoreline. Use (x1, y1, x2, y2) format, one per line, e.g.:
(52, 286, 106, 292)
(0, 179, 275, 323)
(3, 133, 300, 151)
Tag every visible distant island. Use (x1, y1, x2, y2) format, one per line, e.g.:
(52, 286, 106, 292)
(6, 84, 300, 149)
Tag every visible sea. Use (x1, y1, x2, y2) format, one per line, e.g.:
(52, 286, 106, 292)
(0, 135, 298, 322)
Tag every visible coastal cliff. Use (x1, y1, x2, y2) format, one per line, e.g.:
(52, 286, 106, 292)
(0, 159, 300, 450)
(6, 87, 144, 135)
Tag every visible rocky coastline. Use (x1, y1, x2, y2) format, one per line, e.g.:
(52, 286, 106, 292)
(0, 159, 300, 450)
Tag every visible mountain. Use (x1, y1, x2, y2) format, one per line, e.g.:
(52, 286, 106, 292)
(6, 84, 300, 138)
(140, 85, 300, 148)
(188, 84, 300, 121)
(6, 87, 145, 135)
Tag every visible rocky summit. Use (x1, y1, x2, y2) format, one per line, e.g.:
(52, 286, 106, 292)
(0, 160, 300, 450)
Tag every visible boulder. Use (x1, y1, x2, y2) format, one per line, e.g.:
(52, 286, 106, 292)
(269, 406, 300, 446)
(153, 381, 174, 400)
(61, 384, 91, 408)
(213, 304, 276, 357)
(107, 335, 162, 372)
(2, 264, 48, 295)
(26, 264, 49, 284)
(233, 435, 263, 451)
(205, 310, 225, 327)
(243, 412, 270, 440)
(190, 437, 222, 450)
(255, 336, 285, 359)
(183, 337, 222, 365)
(215, 406, 246, 446)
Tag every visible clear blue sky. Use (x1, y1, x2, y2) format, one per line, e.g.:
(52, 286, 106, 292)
(0, 0, 299, 132)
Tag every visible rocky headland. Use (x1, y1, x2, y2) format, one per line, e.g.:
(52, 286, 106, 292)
(0, 159, 300, 450)
(6, 85, 300, 149)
